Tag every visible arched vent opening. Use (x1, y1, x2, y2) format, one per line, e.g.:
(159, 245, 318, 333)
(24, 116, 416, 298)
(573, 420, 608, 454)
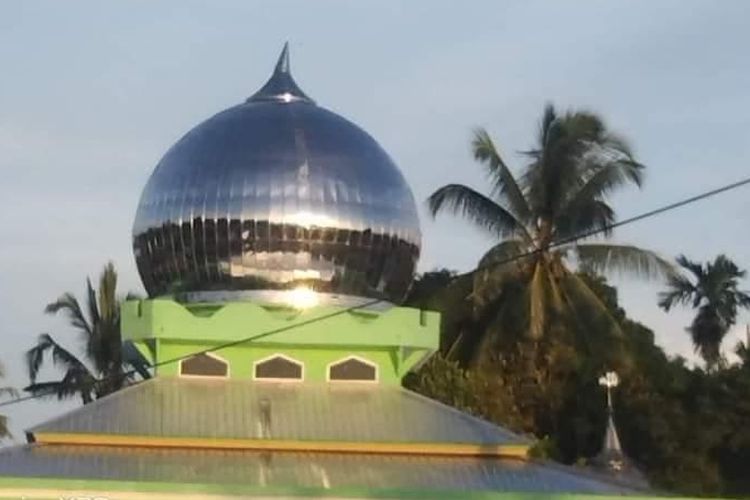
(328, 356, 377, 382)
(254, 355, 303, 381)
(179, 353, 229, 377)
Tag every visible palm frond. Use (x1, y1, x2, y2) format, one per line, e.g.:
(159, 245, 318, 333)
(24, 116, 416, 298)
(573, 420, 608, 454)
(538, 103, 558, 150)
(26, 333, 55, 383)
(98, 262, 118, 322)
(555, 199, 616, 240)
(564, 158, 644, 217)
(474, 279, 530, 359)
(471, 128, 531, 222)
(524, 107, 644, 235)
(27, 378, 93, 403)
(528, 261, 547, 340)
(526, 110, 598, 222)
(427, 184, 527, 239)
(574, 243, 676, 280)
(477, 239, 529, 270)
(559, 272, 621, 334)
(558, 272, 625, 364)
(121, 342, 153, 381)
(560, 110, 607, 143)
(473, 240, 529, 307)
(658, 273, 697, 311)
(27, 333, 93, 382)
(45, 293, 92, 337)
(23, 381, 70, 400)
(50, 340, 91, 375)
(56, 368, 97, 404)
(545, 257, 567, 316)
(86, 278, 101, 331)
(675, 255, 705, 281)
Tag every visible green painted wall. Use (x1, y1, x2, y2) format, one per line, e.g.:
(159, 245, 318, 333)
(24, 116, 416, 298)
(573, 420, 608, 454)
(122, 299, 439, 385)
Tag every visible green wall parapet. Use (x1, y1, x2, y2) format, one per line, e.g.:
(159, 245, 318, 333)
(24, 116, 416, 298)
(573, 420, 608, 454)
(122, 299, 440, 385)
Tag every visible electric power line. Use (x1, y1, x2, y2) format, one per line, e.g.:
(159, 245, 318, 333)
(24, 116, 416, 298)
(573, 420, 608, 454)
(1, 175, 748, 410)
(465, 175, 750, 277)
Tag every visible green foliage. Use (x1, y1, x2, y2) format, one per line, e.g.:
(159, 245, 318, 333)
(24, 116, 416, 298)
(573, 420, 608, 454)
(403, 354, 526, 432)
(0, 362, 17, 440)
(406, 271, 750, 497)
(24, 262, 143, 404)
(405, 269, 475, 356)
(428, 104, 673, 363)
(659, 254, 750, 370)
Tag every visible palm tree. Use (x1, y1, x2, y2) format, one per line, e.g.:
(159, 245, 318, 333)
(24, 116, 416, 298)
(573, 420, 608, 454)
(25, 262, 141, 404)
(0, 362, 18, 440)
(659, 255, 750, 370)
(428, 104, 673, 364)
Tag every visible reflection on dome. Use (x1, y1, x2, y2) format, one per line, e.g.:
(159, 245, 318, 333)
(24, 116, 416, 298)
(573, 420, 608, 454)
(132, 45, 421, 304)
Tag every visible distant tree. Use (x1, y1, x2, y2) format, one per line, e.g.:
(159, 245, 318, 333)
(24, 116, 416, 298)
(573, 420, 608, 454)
(404, 270, 479, 355)
(25, 262, 142, 404)
(0, 362, 17, 440)
(409, 272, 750, 496)
(404, 269, 457, 309)
(403, 353, 527, 432)
(428, 104, 673, 364)
(659, 255, 750, 370)
(736, 327, 750, 368)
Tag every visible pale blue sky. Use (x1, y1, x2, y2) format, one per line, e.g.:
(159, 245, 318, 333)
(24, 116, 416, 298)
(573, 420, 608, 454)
(1, 0, 749, 439)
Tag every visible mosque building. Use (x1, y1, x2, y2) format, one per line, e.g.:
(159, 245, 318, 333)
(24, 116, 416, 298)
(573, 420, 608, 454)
(0, 45, 651, 499)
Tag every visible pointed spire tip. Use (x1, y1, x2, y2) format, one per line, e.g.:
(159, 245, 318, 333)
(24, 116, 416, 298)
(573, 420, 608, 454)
(246, 43, 314, 104)
(275, 42, 290, 74)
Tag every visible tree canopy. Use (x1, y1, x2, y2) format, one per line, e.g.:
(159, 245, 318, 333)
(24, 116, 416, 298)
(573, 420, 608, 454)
(406, 271, 750, 496)
(409, 104, 750, 496)
(659, 254, 750, 369)
(25, 262, 144, 404)
(428, 105, 673, 366)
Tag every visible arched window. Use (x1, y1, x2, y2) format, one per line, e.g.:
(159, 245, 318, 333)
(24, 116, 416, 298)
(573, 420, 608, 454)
(327, 356, 378, 382)
(253, 354, 304, 381)
(179, 353, 229, 377)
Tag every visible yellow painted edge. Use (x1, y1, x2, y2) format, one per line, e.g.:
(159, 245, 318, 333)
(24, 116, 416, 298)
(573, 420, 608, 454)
(34, 432, 529, 459)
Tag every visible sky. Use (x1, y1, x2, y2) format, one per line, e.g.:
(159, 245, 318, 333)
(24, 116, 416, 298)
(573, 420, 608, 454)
(1, 0, 749, 440)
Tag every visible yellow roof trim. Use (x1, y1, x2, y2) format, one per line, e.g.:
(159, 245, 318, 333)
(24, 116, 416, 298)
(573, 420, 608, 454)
(34, 432, 529, 459)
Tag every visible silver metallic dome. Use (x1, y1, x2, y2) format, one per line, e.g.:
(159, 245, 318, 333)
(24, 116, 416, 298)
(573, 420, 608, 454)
(132, 45, 421, 304)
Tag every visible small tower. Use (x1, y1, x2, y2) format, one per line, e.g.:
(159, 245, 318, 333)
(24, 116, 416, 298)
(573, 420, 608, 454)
(592, 371, 649, 487)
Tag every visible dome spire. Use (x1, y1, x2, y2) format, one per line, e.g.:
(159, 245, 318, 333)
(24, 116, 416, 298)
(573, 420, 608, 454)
(275, 41, 290, 74)
(247, 42, 314, 104)
(591, 372, 649, 488)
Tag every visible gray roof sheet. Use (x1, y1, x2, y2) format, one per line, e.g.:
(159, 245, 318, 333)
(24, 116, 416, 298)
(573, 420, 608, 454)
(0, 444, 638, 496)
(28, 377, 529, 447)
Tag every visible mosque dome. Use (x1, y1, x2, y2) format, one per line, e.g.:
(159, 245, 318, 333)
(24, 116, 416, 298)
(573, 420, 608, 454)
(132, 45, 421, 305)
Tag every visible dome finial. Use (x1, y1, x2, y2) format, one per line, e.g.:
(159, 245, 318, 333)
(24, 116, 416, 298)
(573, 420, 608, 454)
(247, 43, 313, 104)
(275, 42, 290, 74)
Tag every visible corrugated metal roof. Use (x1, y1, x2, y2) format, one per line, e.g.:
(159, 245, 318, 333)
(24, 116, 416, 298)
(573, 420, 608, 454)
(0, 444, 637, 495)
(28, 377, 529, 447)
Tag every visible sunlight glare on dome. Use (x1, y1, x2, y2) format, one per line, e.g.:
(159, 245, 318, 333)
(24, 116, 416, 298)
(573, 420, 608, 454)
(287, 286, 320, 309)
